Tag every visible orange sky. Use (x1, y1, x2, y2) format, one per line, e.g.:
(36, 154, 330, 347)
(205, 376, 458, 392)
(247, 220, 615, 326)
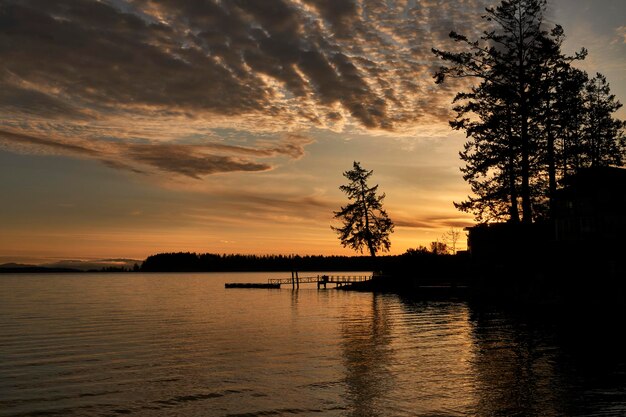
(0, 0, 624, 263)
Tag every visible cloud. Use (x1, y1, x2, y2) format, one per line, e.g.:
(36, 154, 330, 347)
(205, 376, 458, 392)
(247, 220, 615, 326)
(0, 129, 97, 156)
(394, 214, 473, 230)
(123, 143, 271, 178)
(0, 0, 492, 176)
(0, 127, 312, 178)
(0, 0, 491, 122)
(181, 191, 338, 228)
(302, 0, 358, 37)
(202, 134, 313, 159)
(615, 26, 626, 44)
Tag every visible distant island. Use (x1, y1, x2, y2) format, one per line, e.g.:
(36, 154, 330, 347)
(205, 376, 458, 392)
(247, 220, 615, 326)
(0, 259, 141, 273)
(0, 263, 84, 273)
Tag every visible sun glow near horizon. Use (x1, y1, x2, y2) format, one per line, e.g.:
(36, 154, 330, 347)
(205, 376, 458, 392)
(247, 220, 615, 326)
(0, 0, 623, 262)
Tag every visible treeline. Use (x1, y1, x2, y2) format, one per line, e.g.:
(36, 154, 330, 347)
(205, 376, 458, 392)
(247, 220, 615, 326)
(141, 252, 378, 272)
(87, 265, 141, 273)
(139, 250, 462, 273)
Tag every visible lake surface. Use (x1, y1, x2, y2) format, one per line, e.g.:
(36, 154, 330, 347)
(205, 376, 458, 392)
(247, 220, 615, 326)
(1, 272, 626, 417)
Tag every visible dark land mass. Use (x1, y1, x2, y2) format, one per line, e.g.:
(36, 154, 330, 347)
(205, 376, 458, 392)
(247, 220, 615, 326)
(139, 252, 393, 273)
(352, 227, 626, 311)
(0, 262, 139, 273)
(0, 263, 82, 273)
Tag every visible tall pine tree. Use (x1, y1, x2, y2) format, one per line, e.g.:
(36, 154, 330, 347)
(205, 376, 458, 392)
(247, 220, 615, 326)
(432, 0, 611, 223)
(580, 73, 626, 168)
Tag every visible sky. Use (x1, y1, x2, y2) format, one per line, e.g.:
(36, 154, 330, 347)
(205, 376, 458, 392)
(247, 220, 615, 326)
(0, 0, 625, 263)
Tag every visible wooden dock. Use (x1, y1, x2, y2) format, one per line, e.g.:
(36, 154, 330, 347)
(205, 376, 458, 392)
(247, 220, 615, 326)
(225, 273, 373, 289)
(268, 273, 372, 289)
(224, 283, 281, 289)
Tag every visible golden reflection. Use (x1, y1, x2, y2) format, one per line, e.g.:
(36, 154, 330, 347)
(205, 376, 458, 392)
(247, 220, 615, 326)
(394, 300, 477, 414)
(340, 294, 395, 416)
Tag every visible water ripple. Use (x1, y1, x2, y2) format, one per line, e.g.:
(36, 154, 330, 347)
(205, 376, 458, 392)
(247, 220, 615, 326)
(2, 273, 626, 416)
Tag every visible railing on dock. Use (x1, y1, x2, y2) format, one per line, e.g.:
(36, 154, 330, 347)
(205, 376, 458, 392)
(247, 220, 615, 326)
(268, 274, 373, 289)
(225, 273, 374, 289)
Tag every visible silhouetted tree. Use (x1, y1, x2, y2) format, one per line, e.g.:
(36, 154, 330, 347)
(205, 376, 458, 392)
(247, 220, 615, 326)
(433, 0, 585, 223)
(332, 161, 394, 257)
(451, 82, 523, 222)
(443, 227, 463, 254)
(533, 26, 587, 218)
(404, 246, 430, 256)
(429, 241, 448, 255)
(554, 66, 588, 176)
(580, 73, 626, 168)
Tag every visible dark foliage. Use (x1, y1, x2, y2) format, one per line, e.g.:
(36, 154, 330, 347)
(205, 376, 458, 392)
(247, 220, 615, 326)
(332, 161, 394, 257)
(141, 252, 375, 272)
(432, 0, 625, 223)
(139, 249, 456, 273)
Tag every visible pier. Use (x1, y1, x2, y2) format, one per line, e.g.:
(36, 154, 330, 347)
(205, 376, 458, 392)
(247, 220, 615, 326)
(224, 282, 281, 289)
(225, 272, 373, 289)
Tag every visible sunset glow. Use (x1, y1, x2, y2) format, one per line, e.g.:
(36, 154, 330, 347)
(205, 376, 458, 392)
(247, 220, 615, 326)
(1, 0, 624, 263)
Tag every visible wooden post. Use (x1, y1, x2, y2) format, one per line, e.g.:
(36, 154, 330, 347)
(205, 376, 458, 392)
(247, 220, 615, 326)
(291, 271, 295, 289)
(296, 271, 299, 289)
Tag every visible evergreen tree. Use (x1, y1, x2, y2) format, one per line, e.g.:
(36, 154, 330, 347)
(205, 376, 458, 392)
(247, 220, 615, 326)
(580, 73, 626, 168)
(433, 0, 586, 223)
(533, 25, 585, 217)
(545, 65, 587, 183)
(451, 83, 522, 222)
(332, 162, 394, 257)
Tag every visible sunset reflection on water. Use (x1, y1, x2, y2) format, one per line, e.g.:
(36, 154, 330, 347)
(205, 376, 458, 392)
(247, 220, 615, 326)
(1, 272, 625, 416)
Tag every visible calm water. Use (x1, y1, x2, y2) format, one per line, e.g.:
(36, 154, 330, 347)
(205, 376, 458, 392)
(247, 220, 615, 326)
(1, 272, 626, 417)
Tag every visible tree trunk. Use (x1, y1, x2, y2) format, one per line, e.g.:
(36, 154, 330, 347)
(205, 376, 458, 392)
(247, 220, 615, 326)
(507, 109, 520, 223)
(520, 102, 532, 223)
(518, 37, 532, 223)
(359, 180, 376, 258)
(562, 131, 569, 180)
(516, 2, 533, 224)
(547, 118, 557, 219)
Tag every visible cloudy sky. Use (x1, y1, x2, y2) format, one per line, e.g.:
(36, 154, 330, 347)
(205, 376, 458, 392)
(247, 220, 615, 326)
(1, 0, 624, 263)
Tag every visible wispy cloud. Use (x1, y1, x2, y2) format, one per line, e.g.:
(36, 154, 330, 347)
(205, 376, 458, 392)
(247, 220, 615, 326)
(614, 26, 626, 44)
(393, 214, 473, 230)
(0, 127, 313, 177)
